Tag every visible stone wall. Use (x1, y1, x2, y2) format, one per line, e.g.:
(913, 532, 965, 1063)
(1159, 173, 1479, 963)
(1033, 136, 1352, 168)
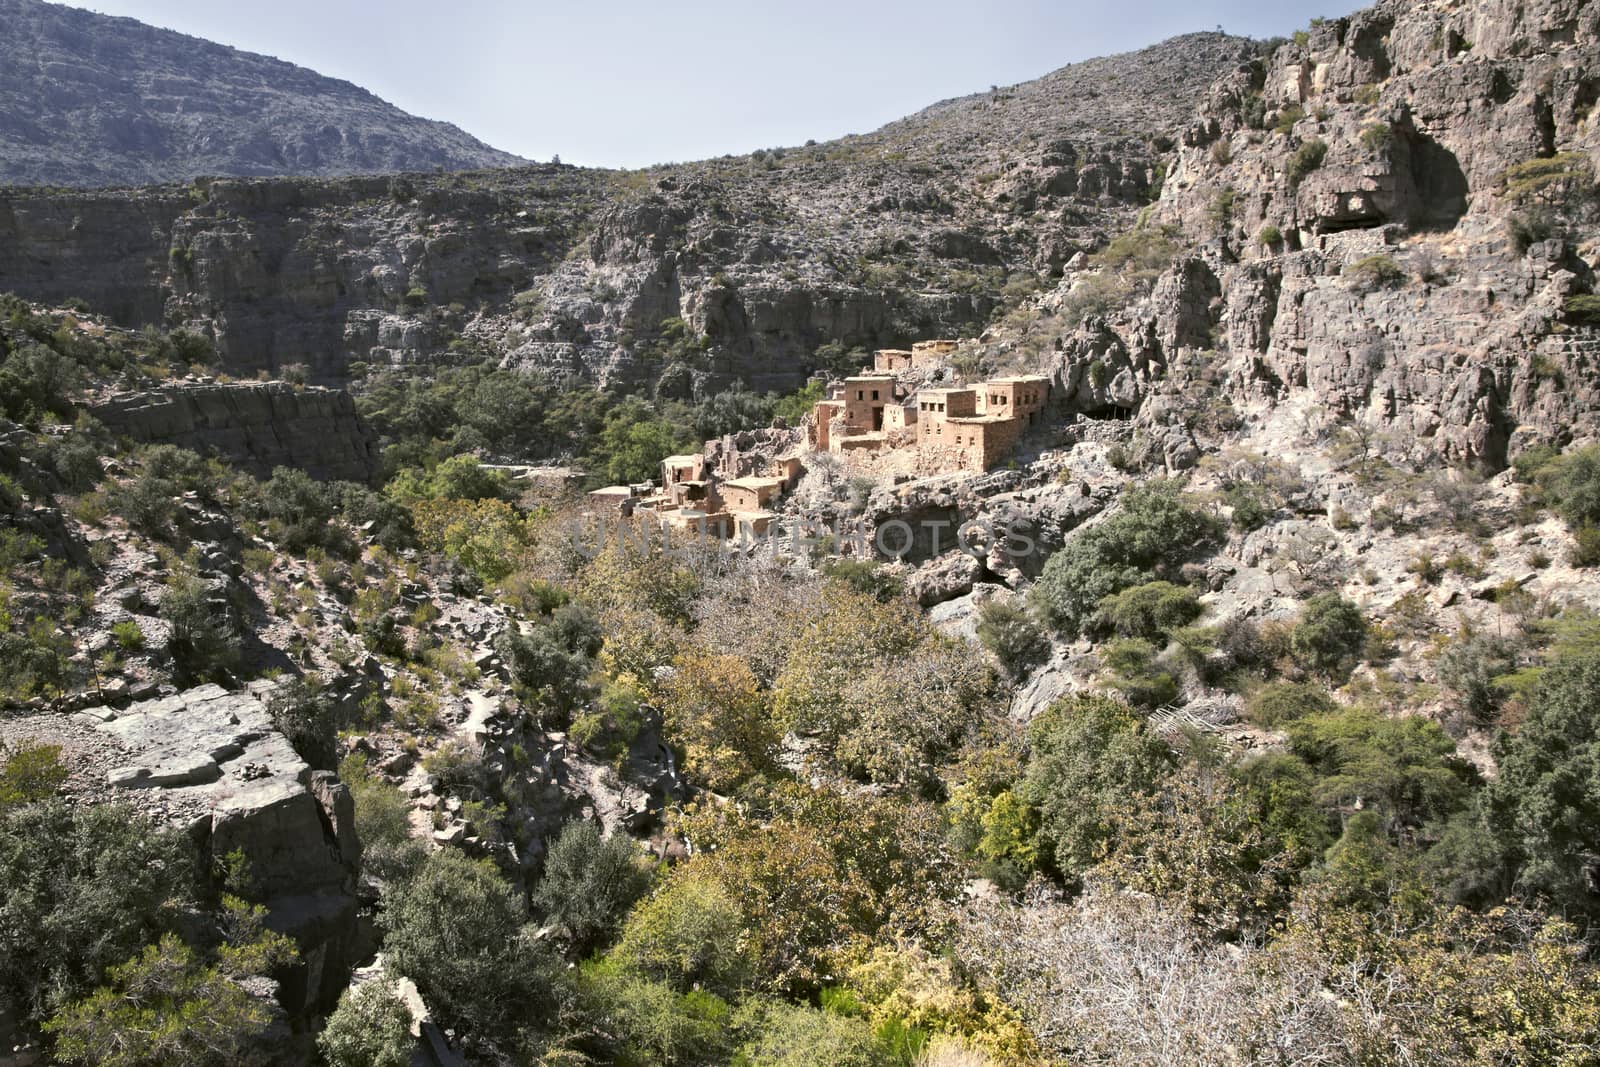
(90, 381, 380, 483)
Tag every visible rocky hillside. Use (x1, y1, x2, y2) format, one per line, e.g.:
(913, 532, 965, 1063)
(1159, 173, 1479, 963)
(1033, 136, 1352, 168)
(0, 33, 1255, 393)
(0, 0, 523, 187)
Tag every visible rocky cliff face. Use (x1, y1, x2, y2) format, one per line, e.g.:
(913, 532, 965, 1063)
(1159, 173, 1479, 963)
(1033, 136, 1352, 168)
(0, 0, 523, 187)
(0, 34, 1254, 395)
(90, 381, 380, 483)
(1026, 0, 1600, 468)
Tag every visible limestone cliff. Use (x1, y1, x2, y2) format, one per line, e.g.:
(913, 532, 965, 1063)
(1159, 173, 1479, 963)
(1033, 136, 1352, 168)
(89, 381, 380, 483)
(0, 35, 1253, 395)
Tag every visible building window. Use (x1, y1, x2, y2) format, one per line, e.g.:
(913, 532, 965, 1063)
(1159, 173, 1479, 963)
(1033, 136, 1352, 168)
(871, 390, 879, 401)
(857, 391, 864, 401)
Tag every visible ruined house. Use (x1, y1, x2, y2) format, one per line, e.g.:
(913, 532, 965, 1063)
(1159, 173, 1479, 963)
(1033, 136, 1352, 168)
(810, 343, 1050, 473)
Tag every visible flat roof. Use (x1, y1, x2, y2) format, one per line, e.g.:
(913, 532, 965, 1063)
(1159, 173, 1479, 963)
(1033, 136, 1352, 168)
(984, 376, 1050, 385)
(662, 454, 702, 465)
(723, 476, 786, 490)
(947, 415, 1008, 425)
(589, 485, 635, 496)
(918, 386, 976, 396)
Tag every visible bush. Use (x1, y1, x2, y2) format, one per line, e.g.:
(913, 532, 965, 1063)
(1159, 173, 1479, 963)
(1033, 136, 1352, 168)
(1092, 580, 1202, 641)
(975, 598, 1050, 678)
(1273, 104, 1306, 135)
(46, 921, 294, 1067)
(319, 978, 416, 1067)
(1566, 294, 1600, 326)
(1290, 593, 1368, 678)
(0, 802, 198, 1024)
(382, 850, 562, 1047)
(732, 1001, 886, 1067)
(110, 620, 145, 651)
(258, 466, 335, 552)
(1257, 224, 1284, 249)
(1244, 681, 1336, 728)
(160, 567, 239, 684)
(531, 820, 652, 951)
(1098, 638, 1180, 708)
(1018, 696, 1175, 882)
(575, 964, 733, 1066)
(611, 871, 758, 998)
(0, 740, 67, 811)
(1033, 481, 1221, 637)
(339, 754, 426, 883)
(1436, 635, 1519, 727)
(267, 676, 339, 770)
(1287, 139, 1328, 184)
(1345, 255, 1404, 292)
(1359, 123, 1392, 153)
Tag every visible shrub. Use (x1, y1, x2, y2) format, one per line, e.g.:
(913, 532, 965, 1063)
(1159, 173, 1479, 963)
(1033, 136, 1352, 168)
(0, 739, 68, 811)
(1573, 525, 1600, 566)
(110, 620, 145, 651)
(610, 872, 758, 998)
(1345, 254, 1404, 292)
(267, 676, 339, 770)
(1286, 139, 1328, 184)
(1017, 696, 1175, 882)
(340, 754, 424, 884)
(1093, 580, 1202, 641)
(1257, 224, 1283, 249)
(531, 820, 652, 952)
(1033, 481, 1221, 637)
(1273, 104, 1306, 134)
(1244, 681, 1336, 728)
(46, 919, 295, 1067)
(1098, 638, 1180, 708)
(318, 978, 415, 1067)
(1547, 445, 1600, 527)
(381, 850, 562, 1047)
(1566, 294, 1600, 326)
(160, 567, 239, 684)
(575, 964, 733, 1066)
(1499, 152, 1594, 205)
(975, 598, 1050, 677)
(1359, 123, 1392, 153)
(570, 673, 649, 758)
(733, 1001, 886, 1067)
(1436, 634, 1519, 727)
(1290, 593, 1368, 678)
(258, 466, 335, 552)
(0, 802, 197, 1024)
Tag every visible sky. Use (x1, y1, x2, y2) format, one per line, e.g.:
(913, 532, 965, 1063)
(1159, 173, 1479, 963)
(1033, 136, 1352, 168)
(54, 0, 1363, 169)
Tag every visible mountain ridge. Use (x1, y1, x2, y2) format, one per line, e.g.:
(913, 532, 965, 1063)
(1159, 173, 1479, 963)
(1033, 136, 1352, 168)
(0, 0, 525, 187)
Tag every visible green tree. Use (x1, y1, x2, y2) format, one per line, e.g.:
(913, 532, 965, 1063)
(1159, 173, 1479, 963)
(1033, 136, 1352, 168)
(1290, 593, 1367, 678)
(319, 977, 416, 1067)
(0, 802, 198, 1022)
(45, 904, 296, 1067)
(1481, 654, 1600, 916)
(1033, 482, 1220, 637)
(532, 821, 653, 952)
(1017, 696, 1175, 882)
(382, 850, 562, 1048)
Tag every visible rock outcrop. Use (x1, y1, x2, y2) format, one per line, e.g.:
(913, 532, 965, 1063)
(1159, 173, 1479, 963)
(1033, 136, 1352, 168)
(79, 682, 361, 1015)
(90, 381, 380, 483)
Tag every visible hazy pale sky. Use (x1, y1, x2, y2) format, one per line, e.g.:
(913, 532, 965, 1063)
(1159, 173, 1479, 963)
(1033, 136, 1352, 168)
(56, 0, 1361, 168)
